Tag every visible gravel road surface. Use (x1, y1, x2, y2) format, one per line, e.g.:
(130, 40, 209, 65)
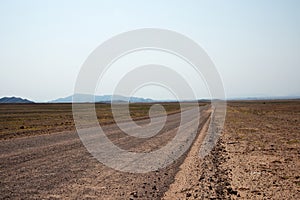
(0, 106, 211, 199)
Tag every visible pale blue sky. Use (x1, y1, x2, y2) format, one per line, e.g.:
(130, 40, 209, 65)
(0, 0, 299, 101)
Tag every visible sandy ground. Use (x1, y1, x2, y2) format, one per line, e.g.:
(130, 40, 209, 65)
(1, 101, 299, 199)
(163, 112, 212, 199)
(222, 101, 300, 199)
(161, 101, 300, 200)
(0, 103, 183, 140)
(0, 105, 211, 199)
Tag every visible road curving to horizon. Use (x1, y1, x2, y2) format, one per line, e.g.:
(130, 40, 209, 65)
(0, 105, 211, 199)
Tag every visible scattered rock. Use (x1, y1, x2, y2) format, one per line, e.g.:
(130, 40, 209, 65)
(130, 191, 138, 198)
(186, 192, 192, 197)
(227, 187, 238, 195)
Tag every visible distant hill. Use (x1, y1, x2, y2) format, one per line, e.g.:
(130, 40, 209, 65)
(50, 94, 155, 103)
(0, 97, 34, 103)
(227, 95, 300, 100)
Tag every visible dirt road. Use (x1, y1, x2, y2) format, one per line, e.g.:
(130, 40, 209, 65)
(0, 106, 211, 199)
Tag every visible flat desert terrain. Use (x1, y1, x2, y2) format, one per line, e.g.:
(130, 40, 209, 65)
(164, 100, 300, 199)
(0, 101, 299, 199)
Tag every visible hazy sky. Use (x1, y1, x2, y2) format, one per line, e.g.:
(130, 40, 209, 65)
(0, 0, 299, 102)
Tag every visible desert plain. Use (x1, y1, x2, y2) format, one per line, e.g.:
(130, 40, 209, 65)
(0, 100, 299, 199)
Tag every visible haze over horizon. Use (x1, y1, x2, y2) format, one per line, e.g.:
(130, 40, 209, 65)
(1, 0, 299, 102)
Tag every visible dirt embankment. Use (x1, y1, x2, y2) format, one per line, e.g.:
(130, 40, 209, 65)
(163, 108, 234, 199)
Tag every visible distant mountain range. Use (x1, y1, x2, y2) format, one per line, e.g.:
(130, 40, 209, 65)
(50, 94, 155, 103)
(1, 94, 299, 104)
(0, 97, 34, 103)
